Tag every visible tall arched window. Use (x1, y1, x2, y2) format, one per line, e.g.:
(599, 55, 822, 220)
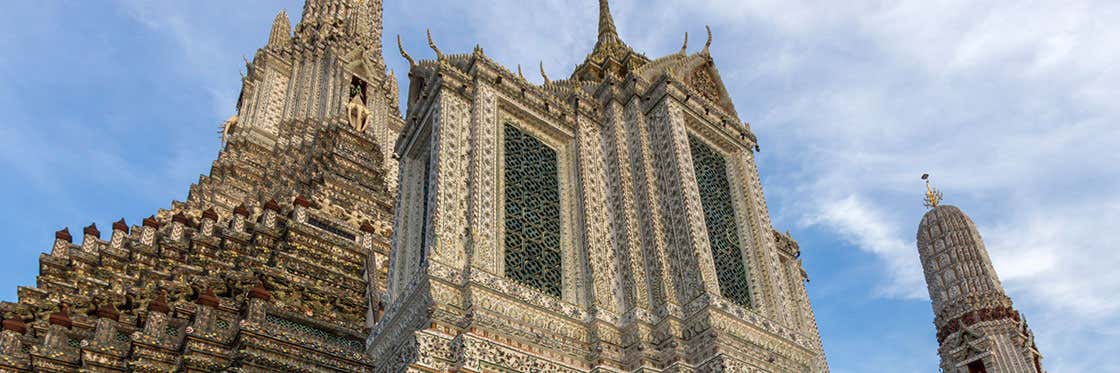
(689, 135, 752, 307)
(503, 123, 562, 297)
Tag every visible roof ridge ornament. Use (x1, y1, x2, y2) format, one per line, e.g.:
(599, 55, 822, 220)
(702, 25, 713, 55)
(679, 32, 689, 56)
(397, 35, 415, 68)
(539, 61, 551, 84)
(426, 29, 444, 61)
(922, 173, 944, 208)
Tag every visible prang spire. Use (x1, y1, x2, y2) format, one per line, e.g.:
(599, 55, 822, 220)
(590, 0, 633, 60)
(572, 0, 649, 82)
(267, 10, 292, 49)
(596, 0, 621, 48)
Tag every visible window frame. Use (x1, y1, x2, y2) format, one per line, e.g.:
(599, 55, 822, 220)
(494, 110, 579, 304)
(684, 121, 760, 309)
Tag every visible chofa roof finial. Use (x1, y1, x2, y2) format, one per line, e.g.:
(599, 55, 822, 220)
(679, 32, 689, 56)
(397, 35, 415, 67)
(427, 29, 444, 60)
(702, 25, 713, 55)
(539, 61, 551, 84)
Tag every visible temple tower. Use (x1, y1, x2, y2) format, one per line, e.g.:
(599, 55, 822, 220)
(0, 1, 401, 371)
(916, 182, 1045, 372)
(189, 0, 399, 216)
(368, 0, 827, 371)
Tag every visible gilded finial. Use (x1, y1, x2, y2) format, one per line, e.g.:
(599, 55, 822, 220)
(597, 0, 620, 44)
(702, 25, 713, 54)
(397, 35, 415, 67)
(922, 173, 943, 209)
(539, 61, 551, 84)
(679, 32, 689, 55)
(517, 64, 525, 80)
(427, 29, 444, 60)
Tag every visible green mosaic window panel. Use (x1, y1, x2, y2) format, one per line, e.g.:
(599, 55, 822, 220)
(503, 123, 562, 297)
(689, 136, 752, 307)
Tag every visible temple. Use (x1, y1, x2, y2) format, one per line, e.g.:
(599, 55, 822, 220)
(0, 0, 830, 371)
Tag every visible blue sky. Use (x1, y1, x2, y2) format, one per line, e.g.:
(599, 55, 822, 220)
(1, 1, 1117, 371)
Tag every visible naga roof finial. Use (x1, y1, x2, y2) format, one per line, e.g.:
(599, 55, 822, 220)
(679, 32, 689, 56)
(397, 35, 415, 68)
(427, 29, 444, 60)
(921, 173, 944, 209)
(702, 25, 713, 55)
(539, 61, 551, 84)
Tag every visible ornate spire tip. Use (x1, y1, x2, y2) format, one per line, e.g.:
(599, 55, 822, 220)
(922, 173, 944, 209)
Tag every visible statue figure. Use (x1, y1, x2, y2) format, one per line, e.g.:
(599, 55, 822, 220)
(347, 95, 370, 132)
(220, 115, 239, 144)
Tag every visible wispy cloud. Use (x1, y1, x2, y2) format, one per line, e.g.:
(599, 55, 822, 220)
(673, 0, 1119, 370)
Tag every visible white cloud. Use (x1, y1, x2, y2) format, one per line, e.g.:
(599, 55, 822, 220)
(670, 0, 1120, 370)
(804, 195, 925, 299)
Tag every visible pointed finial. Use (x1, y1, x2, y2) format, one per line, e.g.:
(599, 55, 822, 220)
(268, 9, 292, 48)
(397, 35, 415, 67)
(922, 173, 944, 209)
(702, 25, 713, 54)
(597, 0, 620, 45)
(426, 29, 444, 60)
(517, 64, 525, 80)
(679, 32, 689, 55)
(539, 61, 551, 84)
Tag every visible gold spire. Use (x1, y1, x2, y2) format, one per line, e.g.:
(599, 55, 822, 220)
(922, 173, 944, 208)
(572, 0, 649, 82)
(598, 0, 620, 44)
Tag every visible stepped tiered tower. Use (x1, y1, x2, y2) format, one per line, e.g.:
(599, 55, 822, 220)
(370, 0, 828, 371)
(0, 0, 401, 371)
(917, 191, 1045, 372)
